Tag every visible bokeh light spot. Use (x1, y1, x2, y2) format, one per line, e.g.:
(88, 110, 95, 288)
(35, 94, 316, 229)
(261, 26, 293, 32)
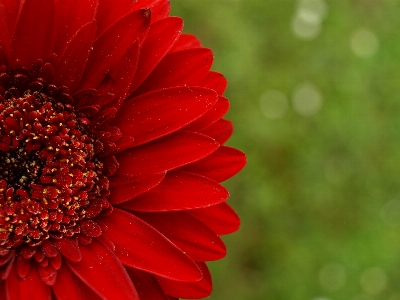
(260, 90, 289, 119)
(350, 28, 379, 58)
(292, 0, 327, 40)
(319, 263, 346, 291)
(292, 82, 323, 116)
(359, 267, 388, 295)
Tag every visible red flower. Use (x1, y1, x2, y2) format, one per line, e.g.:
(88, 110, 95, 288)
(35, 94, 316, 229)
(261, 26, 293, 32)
(0, 0, 245, 299)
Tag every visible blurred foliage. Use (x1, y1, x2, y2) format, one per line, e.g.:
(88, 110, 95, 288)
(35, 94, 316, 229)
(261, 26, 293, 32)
(172, 0, 400, 299)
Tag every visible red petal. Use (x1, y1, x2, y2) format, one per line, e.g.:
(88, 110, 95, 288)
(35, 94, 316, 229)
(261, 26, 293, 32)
(1, 254, 14, 280)
(54, 21, 97, 91)
(120, 171, 229, 211)
(78, 9, 150, 90)
(181, 146, 246, 182)
(6, 265, 51, 300)
(80, 220, 102, 237)
(170, 34, 202, 52)
(136, 211, 226, 261)
(201, 119, 233, 144)
(134, 48, 213, 96)
(102, 208, 201, 282)
(52, 238, 82, 262)
(184, 96, 230, 131)
(50, 254, 62, 270)
(96, 0, 133, 36)
(67, 238, 139, 300)
(201, 71, 228, 95)
(52, 265, 104, 300)
(11, 0, 55, 67)
(189, 202, 240, 235)
(0, 280, 6, 300)
(131, 0, 170, 23)
(38, 264, 57, 286)
(156, 262, 212, 299)
(0, 0, 21, 55)
(16, 254, 31, 278)
(113, 87, 218, 147)
(53, 0, 98, 55)
(115, 131, 219, 176)
(98, 41, 140, 107)
(108, 173, 165, 204)
(41, 240, 58, 258)
(129, 17, 183, 93)
(126, 268, 169, 300)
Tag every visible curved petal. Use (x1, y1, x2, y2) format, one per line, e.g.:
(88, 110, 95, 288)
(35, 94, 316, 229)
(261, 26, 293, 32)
(53, 0, 98, 55)
(78, 9, 150, 90)
(181, 146, 246, 182)
(131, 0, 170, 23)
(136, 211, 226, 261)
(189, 203, 241, 235)
(6, 265, 51, 300)
(102, 208, 202, 282)
(108, 173, 165, 204)
(201, 119, 233, 145)
(156, 262, 212, 299)
(67, 238, 139, 300)
(38, 265, 57, 286)
(184, 96, 229, 131)
(129, 17, 183, 93)
(169, 34, 201, 52)
(52, 265, 103, 300)
(120, 171, 229, 211)
(97, 40, 140, 108)
(112, 87, 218, 147)
(11, 0, 55, 67)
(52, 238, 81, 262)
(115, 131, 219, 176)
(96, 0, 133, 36)
(125, 268, 169, 300)
(201, 71, 228, 95)
(54, 21, 97, 91)
(134, 48, 213, 96)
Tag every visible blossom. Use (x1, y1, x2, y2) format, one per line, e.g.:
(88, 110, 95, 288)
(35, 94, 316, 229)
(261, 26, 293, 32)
(0, 0, 245, 299)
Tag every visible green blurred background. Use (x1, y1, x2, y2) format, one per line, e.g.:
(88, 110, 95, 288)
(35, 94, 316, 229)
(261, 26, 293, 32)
(172, 1, 400, 299)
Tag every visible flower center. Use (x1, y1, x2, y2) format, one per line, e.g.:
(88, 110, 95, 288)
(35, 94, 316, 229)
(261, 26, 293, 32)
(0, 148, 45, 190)
(0, 84, 110, 249)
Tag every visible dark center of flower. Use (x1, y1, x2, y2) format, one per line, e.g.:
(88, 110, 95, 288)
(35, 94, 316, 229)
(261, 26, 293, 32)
(0, 148, 45, 190)
(0, 69, 110, 249)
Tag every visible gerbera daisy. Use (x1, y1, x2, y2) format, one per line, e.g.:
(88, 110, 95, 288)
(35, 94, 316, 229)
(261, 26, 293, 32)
(0, 0, 245, 299)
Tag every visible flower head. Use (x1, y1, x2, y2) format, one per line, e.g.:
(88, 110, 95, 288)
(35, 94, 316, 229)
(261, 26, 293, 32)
(0, 0, 245, 299)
